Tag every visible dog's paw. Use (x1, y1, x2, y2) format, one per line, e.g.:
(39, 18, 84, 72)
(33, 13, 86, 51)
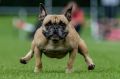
(20, 59, 27, 64)
(88, 64, 95, 70)
(65, 68, 73, 73)
(34, 67, 42, 73)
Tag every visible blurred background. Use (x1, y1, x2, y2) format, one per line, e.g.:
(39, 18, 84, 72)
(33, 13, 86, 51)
(1, 0, 120, 41)
(0, 0, 120, 79)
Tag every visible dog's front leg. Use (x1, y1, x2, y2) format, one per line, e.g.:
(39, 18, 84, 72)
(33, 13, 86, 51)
(34, 46, 42, 73)
(66, 48, 77, 73)
(20, 50, 34, 64)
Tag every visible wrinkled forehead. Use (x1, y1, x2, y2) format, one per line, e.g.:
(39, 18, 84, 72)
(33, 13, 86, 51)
(43, 15, 69, 25)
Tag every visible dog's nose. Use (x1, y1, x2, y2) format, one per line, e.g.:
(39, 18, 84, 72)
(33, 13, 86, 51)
(53, 27, 58, 34)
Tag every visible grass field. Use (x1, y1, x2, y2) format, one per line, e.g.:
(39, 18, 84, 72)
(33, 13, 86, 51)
(0, 16, 120, 79)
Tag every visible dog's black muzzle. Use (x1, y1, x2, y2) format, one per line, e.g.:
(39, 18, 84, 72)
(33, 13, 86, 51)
(42, 25, 68, 41)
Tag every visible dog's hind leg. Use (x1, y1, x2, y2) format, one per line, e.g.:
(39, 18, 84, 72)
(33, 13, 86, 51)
(78, 39, 95, 70)
(20, 41, 35, 64)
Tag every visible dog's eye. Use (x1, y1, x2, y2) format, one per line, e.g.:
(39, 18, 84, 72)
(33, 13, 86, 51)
(59, 25, 65, 30)
(46, 25, 52, 30)
(59, 21, 66, 26)
(45, 21, 52, 26)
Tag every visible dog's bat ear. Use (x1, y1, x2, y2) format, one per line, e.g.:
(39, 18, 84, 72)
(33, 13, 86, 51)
(39, 3, 47, 21)
(64, 6, 72, 21)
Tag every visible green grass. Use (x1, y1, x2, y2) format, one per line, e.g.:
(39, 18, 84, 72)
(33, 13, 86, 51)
(0, 16, 120, 79)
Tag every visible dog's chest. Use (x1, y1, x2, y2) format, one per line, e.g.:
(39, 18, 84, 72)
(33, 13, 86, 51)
(40, 42, 72, 59)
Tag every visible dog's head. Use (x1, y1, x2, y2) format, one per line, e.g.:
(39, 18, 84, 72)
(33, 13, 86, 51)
(39, 3, 72, 42)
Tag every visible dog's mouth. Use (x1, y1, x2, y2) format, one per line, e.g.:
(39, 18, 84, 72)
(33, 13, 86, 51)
(52, 38, 59, 43)
(51, 34, 60, 43)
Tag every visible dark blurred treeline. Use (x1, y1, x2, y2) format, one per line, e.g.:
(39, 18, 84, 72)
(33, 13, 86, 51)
(0, 0, 90, 7)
